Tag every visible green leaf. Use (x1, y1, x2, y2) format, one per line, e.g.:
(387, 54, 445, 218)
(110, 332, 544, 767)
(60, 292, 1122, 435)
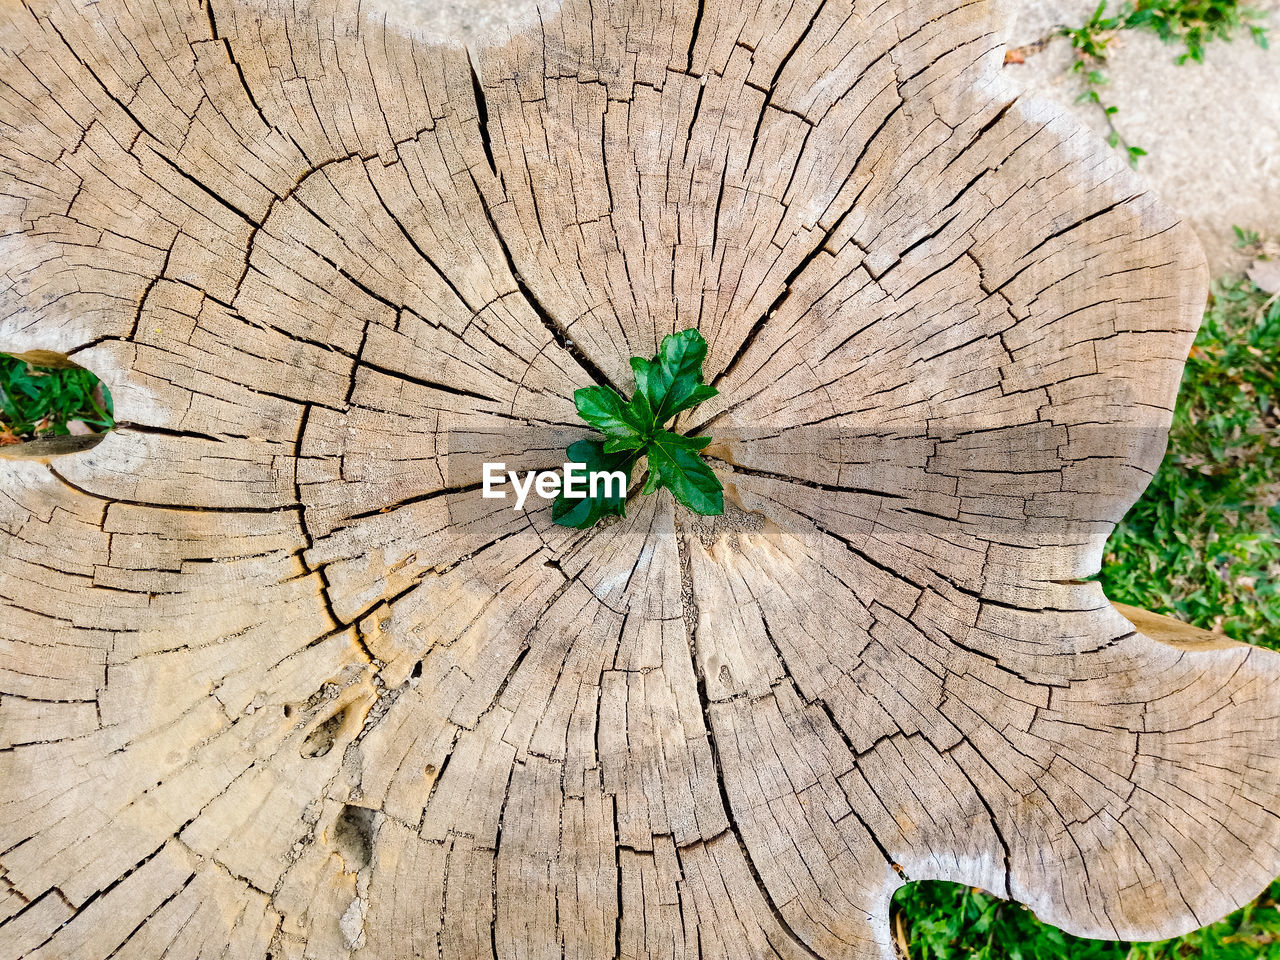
(629, 355, 659, 410)
(602, 387, 655, 453)
(634, 329, 719, 423)
(1233, 224, 1261, 248)
(555, 329, 723, 529)
(573, 385, 649, 451)
(551, 439, 634, 529)
(646, 430, 724, 516)
(602, 434, 646, 454)
(666, 433, 713, 451)
(674, 383, 718, 419)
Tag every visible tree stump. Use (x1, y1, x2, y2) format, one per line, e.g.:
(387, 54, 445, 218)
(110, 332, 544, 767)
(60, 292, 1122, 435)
(2, 1, 1278, 958)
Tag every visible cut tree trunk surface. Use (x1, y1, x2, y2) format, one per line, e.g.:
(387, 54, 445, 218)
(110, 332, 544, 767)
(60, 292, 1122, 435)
(1, 1, 1277, 958)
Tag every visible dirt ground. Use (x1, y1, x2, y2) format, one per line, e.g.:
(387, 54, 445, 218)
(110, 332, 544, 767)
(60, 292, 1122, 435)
(381, 0, 1279, 275)
(1004, 0, 1280, 275)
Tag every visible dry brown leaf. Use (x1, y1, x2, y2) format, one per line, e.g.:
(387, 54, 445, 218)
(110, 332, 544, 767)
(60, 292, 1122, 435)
(65, 420, 95, 436)
(1248, 258, 1280, 295)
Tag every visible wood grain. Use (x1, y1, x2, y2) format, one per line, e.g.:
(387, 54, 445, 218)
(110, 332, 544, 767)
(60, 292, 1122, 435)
(1, 0, 1276, 957)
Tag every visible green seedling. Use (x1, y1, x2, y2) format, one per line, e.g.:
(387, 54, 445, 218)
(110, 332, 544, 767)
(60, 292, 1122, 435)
(553, 328, 724, 529)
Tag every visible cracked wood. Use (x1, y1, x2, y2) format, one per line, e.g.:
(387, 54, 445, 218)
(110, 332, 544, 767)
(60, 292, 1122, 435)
(2, 0, 1279, 958)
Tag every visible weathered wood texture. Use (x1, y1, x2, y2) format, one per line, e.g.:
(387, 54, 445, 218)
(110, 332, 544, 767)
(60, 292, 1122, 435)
(1, 0, 1277, 957)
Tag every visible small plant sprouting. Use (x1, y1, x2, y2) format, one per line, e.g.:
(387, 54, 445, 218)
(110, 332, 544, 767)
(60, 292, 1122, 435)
(552, 329, 724, 529)
(1233, 224, 1262, 250)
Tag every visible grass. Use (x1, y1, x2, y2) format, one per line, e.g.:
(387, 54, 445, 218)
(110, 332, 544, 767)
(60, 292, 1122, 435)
(894, 260, 1280, 957)
(2, 253, 1277, 960)
(1099, 272, 1280, 645)
(0, 355, 114, 444)
(894, 878, 1280, 960)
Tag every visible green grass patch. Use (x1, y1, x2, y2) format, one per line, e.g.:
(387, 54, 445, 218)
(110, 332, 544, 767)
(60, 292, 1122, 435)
(0, 354, 114, 444)
(894, 877, 1280, 960)
(1099, 274, 1280, 647)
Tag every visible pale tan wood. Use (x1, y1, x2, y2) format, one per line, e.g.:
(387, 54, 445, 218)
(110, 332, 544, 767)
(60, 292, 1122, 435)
(1111, 602, 1241, 650)
(1, 0, 1277, 958)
